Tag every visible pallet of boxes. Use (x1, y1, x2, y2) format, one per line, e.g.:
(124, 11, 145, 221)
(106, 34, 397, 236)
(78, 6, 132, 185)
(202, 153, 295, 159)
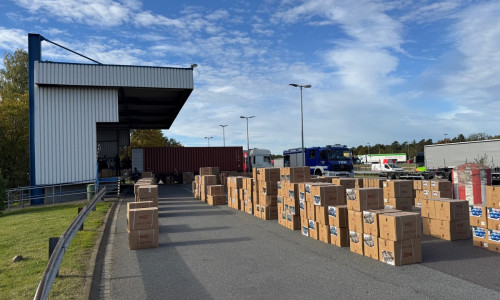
(254, 168, 280, 220)
(471, 186, 500, 253)
(416, 180, 471, 241)
(227, 176, 244, 211)
(128, 178, 159, 250)
(277, 167, 310, 230)
(197, 167, 219, 203)
(347, 183, 422, 266)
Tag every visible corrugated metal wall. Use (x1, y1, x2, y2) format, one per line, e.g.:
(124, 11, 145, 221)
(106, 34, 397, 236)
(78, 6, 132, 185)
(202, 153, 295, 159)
(35, 62, 194, 89)
(143, 147, 244, 174)
(35, 86, 118, 185)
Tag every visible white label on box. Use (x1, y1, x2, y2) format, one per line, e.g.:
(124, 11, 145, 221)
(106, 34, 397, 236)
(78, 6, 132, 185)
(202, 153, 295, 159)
(299, 192, 305, 201)
(301, 226, 309, 236)
(330, 225, 338, 236)
(349, 231, 360, 243)
(313, 195, 321, 206)
(381, 250, 395, 266)
(363, 211, 375, 224)
(328, 206, 337, 217)
(384, 198, 388, 203)
(346, 189, 356, 200)
(363, 234, 375, 247)
(305, 184, 311, 194)
(299, 200, 305, 211)
(308, 219, 315, 230)
(416, 202, 422, 208)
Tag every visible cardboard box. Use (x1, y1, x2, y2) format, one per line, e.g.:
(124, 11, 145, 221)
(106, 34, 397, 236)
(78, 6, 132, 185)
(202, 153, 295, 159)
(137, 185, 158, 199)
(328, 205, 348, 228)
(420, 199, 436, 219)
(315, 205, 329, 225)
(311, 184, 346, 206)
(136, 197, 158, 207)
(379, 212, 422, 241)
(260, 205, 278, 220)
(472, 226, 488, 248)
(486, 185, 500, 208)
(207, 185, 225, 196)
(260, 195, 277, 206)
(261, 181, 278, 196)
(431, 190, 453, 199)
(308, 220, 319, 240)
(469, 204, 487, 227)
(207, 195, 226, 206)
(487, 207, 500, 230)
(348, 210, 363, 233)
(383, 197, 413, 212)
(487, 229, 500, 253)
(127, 207, 159, 231)
(362, 208, 400, 236)
(421, 180, 430, 189)
(430, 219, 471, 241)
(363, 233, 378, 260)
(284, 167, 311, 183)
(200, 167, 219, 176)
(330, 226, 350, 247)
(434, 199, 469, 221)
(430, 180, 452, 192)
(354, 178, 365, 188)
(127, 201, 155, 221)
(254, 203, 261, 218)
(413, 180, 422, 190)
(318, 224, 331, 243)
(422, 217, 431, 235)
(346, 188, 384, 212)
(201, 175, 218, 186)
(383, 180, 413, 198)
(331, 178, 356, 189)
(306, 201, 316, 220)
(128, 228, 159, 250)
(287, 214, 301, 230)
(378, 238, 422, 266)
(257, 168, 281, 182)
(349, 231, 363, 255)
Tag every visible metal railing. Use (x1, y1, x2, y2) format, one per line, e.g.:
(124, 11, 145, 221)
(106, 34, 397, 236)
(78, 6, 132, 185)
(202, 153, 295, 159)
(33, 186, 107, 300)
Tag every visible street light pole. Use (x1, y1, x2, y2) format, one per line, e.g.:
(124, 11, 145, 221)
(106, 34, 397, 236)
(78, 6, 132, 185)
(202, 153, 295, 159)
(289, 83, 312, 165)
(240, 116, 255, 172)
(219, 125, 228, 147)
(204, 136, 213, 147)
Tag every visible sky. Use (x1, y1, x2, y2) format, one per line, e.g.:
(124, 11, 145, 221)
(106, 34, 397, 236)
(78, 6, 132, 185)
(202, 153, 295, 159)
(1, 0, 500, 154)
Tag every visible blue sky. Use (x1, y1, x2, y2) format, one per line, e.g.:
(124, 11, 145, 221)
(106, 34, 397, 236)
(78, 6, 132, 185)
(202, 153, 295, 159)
(1, 0, 500, 154)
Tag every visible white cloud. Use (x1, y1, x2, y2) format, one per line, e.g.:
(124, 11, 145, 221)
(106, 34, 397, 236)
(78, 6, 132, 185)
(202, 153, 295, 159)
(400, 1, 461, 23)
(0, 27, 26, 50)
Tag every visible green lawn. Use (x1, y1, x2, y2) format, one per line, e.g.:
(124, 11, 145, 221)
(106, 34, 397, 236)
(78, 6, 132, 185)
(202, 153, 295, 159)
(0, 201, 111, 299)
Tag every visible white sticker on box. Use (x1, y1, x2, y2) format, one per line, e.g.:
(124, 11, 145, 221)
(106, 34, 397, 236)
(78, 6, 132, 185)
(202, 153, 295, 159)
(328, 206, 337, 217)
(313, 195, 321, 206)
(346, 189, 356, 200)
(330, 225, 338, 236)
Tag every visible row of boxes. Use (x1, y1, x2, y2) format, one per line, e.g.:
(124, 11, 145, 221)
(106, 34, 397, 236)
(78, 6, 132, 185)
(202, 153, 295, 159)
(128, 180, 159, 250)
(471, 186, 500, 253)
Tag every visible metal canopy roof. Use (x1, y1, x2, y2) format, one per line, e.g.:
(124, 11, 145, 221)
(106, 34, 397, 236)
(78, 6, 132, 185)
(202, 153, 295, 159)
(35, 61, 194, 129)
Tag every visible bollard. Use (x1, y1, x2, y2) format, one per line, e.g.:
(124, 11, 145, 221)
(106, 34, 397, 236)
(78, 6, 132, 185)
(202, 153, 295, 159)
(49, 237, 60, 277)
(87, 184, 96, 211)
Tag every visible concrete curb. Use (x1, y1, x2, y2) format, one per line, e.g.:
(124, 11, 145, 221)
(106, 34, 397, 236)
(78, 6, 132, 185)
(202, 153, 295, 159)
(81, 194, 120, 300)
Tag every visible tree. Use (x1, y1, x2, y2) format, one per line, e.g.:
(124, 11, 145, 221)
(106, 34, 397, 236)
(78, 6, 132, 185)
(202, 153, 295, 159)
(130, 129, 182, 148)
(0, 49, 28, 97)
(467, 133, 491, 141)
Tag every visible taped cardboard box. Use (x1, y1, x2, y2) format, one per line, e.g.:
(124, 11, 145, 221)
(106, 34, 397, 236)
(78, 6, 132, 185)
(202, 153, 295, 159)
(328, 205, 348, 228)
(128, 228, 159, 250)
(379, 212, 422, 241)
(207, 185, 225, 196)
(260, 195, 277, 206)
(383, 180, 413, 198)
(434, 199, 469, 221)
(431, 190, 453, 199)
(306, 201, 316, 220)
(349, 231, 363, 255)
(429, 219, 470, 241)
(260, 205, 278, 220)
(422, 217, 431, 235)
(127, 207, 158, 231)
(472, 226, 488, 248)
(487, 207, 500, 230)
(354, 178, 365, 188)
(304, 183, 332, 202)
(362, 208, 401, 236)
(200, 167, 219, 176)
(287, 214, 301, 230)
(383, 197, 413, 212)
(318, 224, 331, 243)
(254, 203, 261, 218)
(430, 180, 452, 192)
(308, 219, 319, 240)
(330, 226, 350, 247)
(363, 233, 378, 260)
(257, 168, 281, 182)
(487, 229, 500, 253)
(331, 178, 356, 189)
(348, 209, 363, 232)
(420, 199, 436, 219)
(137, 196, 158, 207)
(207, 195, 226, 206)
(127, 201, 155, 222)
(469, 204, 487, 227)
(346, 188, 384, 212)
(486, 185, 500, 209)
(201, 175, 217, 186)
(413, 180, 422, 190)
(311, 184, 346, 206)
(260, 181, 278, 196)
(378, 238, 422, 266)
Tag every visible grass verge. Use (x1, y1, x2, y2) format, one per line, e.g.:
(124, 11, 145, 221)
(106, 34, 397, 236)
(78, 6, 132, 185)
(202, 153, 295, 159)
(0, 201, 111, 299)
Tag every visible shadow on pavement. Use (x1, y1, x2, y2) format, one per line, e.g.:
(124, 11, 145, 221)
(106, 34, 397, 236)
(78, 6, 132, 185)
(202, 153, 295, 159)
(157, 205, 215, 212)
(159, 210, 235, 218)
(159, 237, 252, 248)
(160, 224, 230, 233)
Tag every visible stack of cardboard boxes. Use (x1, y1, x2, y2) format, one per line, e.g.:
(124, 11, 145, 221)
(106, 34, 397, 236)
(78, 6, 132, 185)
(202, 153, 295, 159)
(200, 175, 217, 202)
(421, 198, 470, 241)
(128, 180, 159, 250)
(414, 179, 453, 206)
(227, 176, 244, 210)
(207, 185, 226, 206)
(254, 168, 280, 220)
(346, 188, 384, 256)
(471, 186, 500, 253)
(361, 208, 401, 259)
(383, 180, 413, 211)
(277, 167, 310, 230)
(242, 177, 254, 214)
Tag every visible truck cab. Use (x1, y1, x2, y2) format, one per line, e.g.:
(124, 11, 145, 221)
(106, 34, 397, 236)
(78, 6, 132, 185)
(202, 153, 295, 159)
(283, 145, 354, 177)
(244, 148, 273, 171)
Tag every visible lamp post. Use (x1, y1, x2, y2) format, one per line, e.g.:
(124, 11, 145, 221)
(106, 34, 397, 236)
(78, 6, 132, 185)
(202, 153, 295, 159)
(204, 136, 213, 147)
(240, 116, 255, 172)
(219, 125, 228, 147)
(289, 83, 312, 165)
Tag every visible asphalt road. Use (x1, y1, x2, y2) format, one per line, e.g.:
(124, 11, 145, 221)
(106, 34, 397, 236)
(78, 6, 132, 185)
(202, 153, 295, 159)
(103, 184, 500, 299)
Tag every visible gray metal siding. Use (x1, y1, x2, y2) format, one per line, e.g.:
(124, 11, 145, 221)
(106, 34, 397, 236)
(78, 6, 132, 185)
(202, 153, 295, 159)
(35, 86, 118, 185)
(35, 62, 194, 89)
(424, 140, 500, 169)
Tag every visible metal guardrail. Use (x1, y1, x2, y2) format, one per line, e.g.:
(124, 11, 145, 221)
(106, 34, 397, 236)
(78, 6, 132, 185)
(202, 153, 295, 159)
(33, 186, 107, 300)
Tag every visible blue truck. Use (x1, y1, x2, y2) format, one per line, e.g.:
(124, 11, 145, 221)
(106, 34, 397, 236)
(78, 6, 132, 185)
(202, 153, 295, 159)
(283, 145, 354, 177)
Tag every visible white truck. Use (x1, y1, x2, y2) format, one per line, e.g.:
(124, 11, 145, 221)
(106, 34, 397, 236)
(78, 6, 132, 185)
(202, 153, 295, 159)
(244, 148, 273, 170)
(359, 153, 407, 164)
(371, 159, 406, 178)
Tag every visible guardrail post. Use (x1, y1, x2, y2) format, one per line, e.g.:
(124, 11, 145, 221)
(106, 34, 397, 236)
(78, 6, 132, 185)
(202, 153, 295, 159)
(78, 208, 84, 230)
(48, 237, 60, 277)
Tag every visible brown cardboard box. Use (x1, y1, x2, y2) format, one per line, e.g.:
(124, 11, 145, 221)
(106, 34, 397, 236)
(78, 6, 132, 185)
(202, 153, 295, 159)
(434, 199, 469, 221)
(315, 206, 329, 225)
(383, 197, 413, 212)
(430, 180, 452, 192)
(420, 199, 436, 219)
(354, 178, 365, 188)
(383, 180, 413, 198)
(486, 185, 500, 209)
(127, 207, 158, 231)
(346, 188, 384, 212)
(240, 200, 245, 212)
(422, 217, 431, 235)
(200, 167, 220, 176)
(371, 178, 386, 188)
(349, 231, 363, 255)
(431, 190, 453, 199)
(127, 201, 155, 221)
(348, 210, 363, 232)
(413, 180, 422, 190)
(207, 185, 225, 196)
(362, 209, 401, 236)
(332, 178, 356, 189)
(421, 180, 431, 189)
(308, 220, 319, 240)
(201, 175, 218, 186)
(260, 195, 278, 206)
(469, 204, 487, 227)
(487, 207, 500, 230)
(286, 167, 311, 183)
(137, 197, 158, 207)
(318, 224, 331, 243)
(258, 168, 281, 182)
(306, 201, 316, 220)
(330, 226, 350, 247)
(128, 228, 159, 250)
(363, 233, 378, 260)
(286, 182, 300, 201)
(379, 212, 422, 241)
(207, 195, 226, 206)
(430, 219, 471, 240)
(261, 205, 278, 220)
(378, 238, 422, 266)
(472, 226, 488, 248)
(310, 184, 346, 206)
(261, 181, 278, 195)
(299, 199, 306, 216)
(487, 229, 500, 253)
(287, 214, 301, 230)
(230, 176, 244, 189)
(137, 185, 158, 199)
(328, 205, 348, 228)
(254, 203, 261, 218)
